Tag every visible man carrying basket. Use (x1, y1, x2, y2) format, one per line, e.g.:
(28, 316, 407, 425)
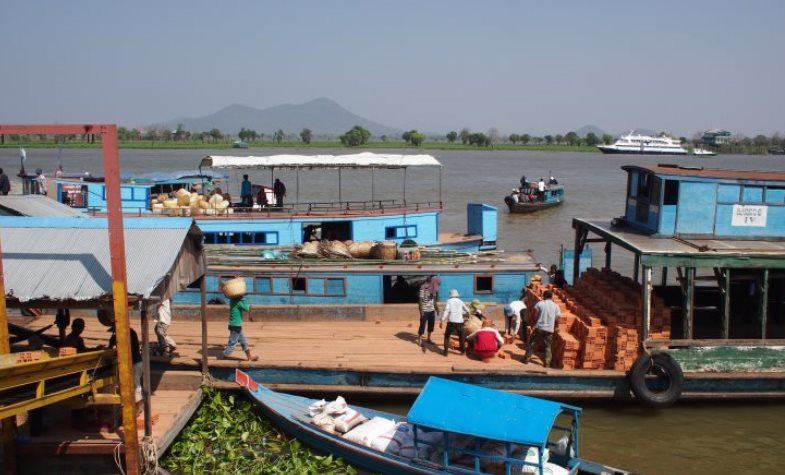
(221, 278, 259, 361)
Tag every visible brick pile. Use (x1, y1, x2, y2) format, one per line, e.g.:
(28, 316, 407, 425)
(525, 267, 672, 371)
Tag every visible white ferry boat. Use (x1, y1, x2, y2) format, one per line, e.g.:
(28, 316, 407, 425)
(597, 133, 687, 155)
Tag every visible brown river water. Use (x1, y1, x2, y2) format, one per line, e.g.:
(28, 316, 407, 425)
(1, 147, 784, 473)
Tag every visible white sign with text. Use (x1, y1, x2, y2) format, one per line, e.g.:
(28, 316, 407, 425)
(731, 204, 768, 227)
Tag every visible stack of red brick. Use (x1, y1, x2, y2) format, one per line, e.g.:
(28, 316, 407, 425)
(525, 267, 672, 371)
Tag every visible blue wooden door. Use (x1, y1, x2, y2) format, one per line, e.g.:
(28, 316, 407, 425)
(675, 182, 717, 235)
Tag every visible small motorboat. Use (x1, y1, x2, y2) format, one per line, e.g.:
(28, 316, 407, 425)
(506, 185, 565, 214)
(691, 148, 716, 157)
(236, 370, 630, 475)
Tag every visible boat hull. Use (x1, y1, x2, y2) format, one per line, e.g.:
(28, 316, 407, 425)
(597, 146, 688, 155)
(507, 200, 563, 214)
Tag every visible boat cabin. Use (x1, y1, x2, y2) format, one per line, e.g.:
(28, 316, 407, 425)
(623, 164, 785, 239)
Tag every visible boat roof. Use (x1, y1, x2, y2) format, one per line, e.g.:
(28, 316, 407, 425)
(200, 152, 442, 170)
(125, 170, 227, 183)
(574, 218, 785, 268)
(406, 377, 580, 447)
(0, 195, 87, 218)
(623, 164, 785, 183)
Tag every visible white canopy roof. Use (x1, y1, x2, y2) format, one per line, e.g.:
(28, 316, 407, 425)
(200, 152, 442, 170)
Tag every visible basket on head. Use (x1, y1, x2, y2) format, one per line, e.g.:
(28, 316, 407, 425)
(222, 277, 246, 299)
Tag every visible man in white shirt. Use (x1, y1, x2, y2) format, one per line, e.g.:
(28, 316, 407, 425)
(504, 299, 526, 339)
(154, 299, 177, 356)
(440, 289, 469, 357)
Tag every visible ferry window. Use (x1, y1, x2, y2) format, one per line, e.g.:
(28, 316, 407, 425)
(255, 277, 272, 294)
(325, 278, 346, 296)
(385, 225, 417, 239)
(241, 232, 254, 244)
(663, 180, 679, 205)
(637, 173, 652, 200)
(474, 275, 494, 294)
(766, 187, 785, 204)
(258, 232, 279, 245)
(203, 232, 217, 244)
(217, 232, 240, 244)
(291, 277, 307, 293)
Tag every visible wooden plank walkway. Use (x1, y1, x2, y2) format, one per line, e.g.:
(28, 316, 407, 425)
(19, 315, 621, 377)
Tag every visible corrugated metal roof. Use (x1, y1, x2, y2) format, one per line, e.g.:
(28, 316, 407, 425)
(200, 152, 442, 169)
(0, 217, 204, 303)
(623, 165, 785, 182)
(0, 195, 87, 217)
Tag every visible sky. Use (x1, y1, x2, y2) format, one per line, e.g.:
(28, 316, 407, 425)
(1, 0, 783, 136)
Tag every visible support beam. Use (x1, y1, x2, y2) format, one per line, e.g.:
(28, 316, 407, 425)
(295, 167, 300, 204)
(200, 277, 208, 376)
(0, 234, 16, 474)
(140, 304, 152, 437)
(633, 254, 640, 283)
(403, 167, 407, 204)
(641, 266, 652, 348)
(338, 168, 342, 203)
(604, 241, 612, 270)
(761, 268, 769, 340)
(371, 167, 375, 202)
(572, 228, 587, 284)
(661, 267, 668, 287)
(438, 166, 443, 206)
(683, 267, 695, 340)
(722, 268, 731, 339)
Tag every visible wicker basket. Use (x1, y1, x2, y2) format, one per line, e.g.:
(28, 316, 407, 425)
(221, 278, 246, 298)
(372, 241, 398, 261)
(348, 241, 374, 259)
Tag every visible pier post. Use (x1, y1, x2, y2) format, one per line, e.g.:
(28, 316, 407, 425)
(296, 167, 300, 204)
(140, 303, 152, 437)
(760, 269, 769, 339)
(604, 241, 611, 270)
(338, 168, 342, 203)
(633, 254, 640, 283)
(722, 269, 731, 339)
(683, 267, 695, 339)
(641, 266, 652, 346)
(201, 277, 208, 376)
(661, 267, 668, 287)
(371, 167, 375, 202)
(403, 167, 407, 205)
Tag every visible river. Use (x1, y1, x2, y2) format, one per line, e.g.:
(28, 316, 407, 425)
(1, 147, 784, 473)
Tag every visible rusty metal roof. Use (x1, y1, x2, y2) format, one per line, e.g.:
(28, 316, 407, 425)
(0, 217, 205, 304)
(622, 164, 785, 183)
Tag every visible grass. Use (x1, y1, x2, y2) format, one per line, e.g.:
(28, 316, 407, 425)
(0, 139, 600, 152)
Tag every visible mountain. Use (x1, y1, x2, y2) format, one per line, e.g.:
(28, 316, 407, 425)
(164, 98, 401, 136)
(573, 125, 607, 137)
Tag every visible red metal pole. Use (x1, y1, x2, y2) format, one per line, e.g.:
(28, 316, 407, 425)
(101, 125, 141, 473)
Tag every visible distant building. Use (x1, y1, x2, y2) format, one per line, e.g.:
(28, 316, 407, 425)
(702, 129, 732, 146)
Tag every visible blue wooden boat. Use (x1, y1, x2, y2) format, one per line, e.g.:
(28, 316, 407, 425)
(235, 370, 630, 475)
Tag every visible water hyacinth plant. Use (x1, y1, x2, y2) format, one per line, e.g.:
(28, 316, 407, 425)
(162, 388, 358, 474)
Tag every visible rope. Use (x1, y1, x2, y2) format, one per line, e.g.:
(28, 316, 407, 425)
(141, 435, 160, 475)
(114, 442, 127, 475)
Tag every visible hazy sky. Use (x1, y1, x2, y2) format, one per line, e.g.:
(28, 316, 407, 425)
(1, 1, 783, 136)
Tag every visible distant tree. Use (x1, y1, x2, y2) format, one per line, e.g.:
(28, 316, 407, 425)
(753, 135, 770, 148)
(459, 128, 471, 145)
(521, 134, 531, 145)
(544, 134, 554, 145)
(409, 131, 426, 146)
(554, 134, 564, 145)
(679, 136, 688, 144)
(238, 127, 254, 142)
(446, 131, 458, 143)
(117, 126, 131, 141)
(340, 125, 371, 147)
(468, 132, 490, 147)
(602, 134, 614, 145)
(173, 123, 188, 141)
(402, 130, 412, 143)
(380, 134, 388, 142)
(209, 128, 223, 142)
(509, 134, 519, 144)
(487, 128, 500, 145)
(273, 129, 285, 144)
(584, 132, 599, 146)
(300, 128, 313, 144)
(565, 131, 581, 146)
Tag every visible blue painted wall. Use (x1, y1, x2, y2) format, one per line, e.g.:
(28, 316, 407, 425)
(467, 203, 497, 244)
(173, 270, 529, 306)
(675, 182, 717, 235)
(350, 212, 439, 245)
(56, 180, 151, 213)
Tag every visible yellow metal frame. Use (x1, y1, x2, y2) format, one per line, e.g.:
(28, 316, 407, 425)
(0, 349, 118, 420)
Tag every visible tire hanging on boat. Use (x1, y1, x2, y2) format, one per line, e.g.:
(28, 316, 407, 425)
(628, 352, 684, 408)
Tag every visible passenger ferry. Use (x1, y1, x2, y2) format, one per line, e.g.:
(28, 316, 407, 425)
(597, 133, 688, 155)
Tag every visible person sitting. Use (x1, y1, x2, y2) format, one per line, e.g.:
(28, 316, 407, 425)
(549, 175, 559, 185)
(63, 318, 101, 353)
(510, 189, 519, 203)
(467, 319, 504, 362)
(256, 187, 269, 207)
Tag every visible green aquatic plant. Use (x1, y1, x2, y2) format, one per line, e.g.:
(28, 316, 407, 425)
(162, 388, 357, 474)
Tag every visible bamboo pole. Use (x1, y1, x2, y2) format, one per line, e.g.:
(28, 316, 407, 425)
(722, 269, 731, 339)
(641, 266, 652, 346)
(201, 277, 208, 376)
(140, 303, 152, 437)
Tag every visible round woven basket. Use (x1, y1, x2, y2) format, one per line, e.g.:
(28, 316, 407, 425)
(372, 241, 398, 261)
(222, 278, 246, 298)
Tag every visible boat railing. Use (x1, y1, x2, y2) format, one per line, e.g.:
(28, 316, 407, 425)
(89, 199, 444, 217)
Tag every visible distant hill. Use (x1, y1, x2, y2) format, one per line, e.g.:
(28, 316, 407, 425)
(164, 98, 401, 136)
(574, 125, 607, 137)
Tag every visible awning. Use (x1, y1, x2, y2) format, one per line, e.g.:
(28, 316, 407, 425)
(200, 152, 442, 170)
(406, 377, 580, 447)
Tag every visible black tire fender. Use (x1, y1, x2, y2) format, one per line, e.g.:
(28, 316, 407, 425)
(629, 352, 684, 408)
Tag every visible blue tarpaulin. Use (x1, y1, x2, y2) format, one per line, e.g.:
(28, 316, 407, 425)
(406, 377, 580, 447)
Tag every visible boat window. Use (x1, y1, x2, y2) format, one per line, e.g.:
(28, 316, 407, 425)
(385, 225, 417, 239)
(637, 173, 652, 200)
(663, 180, 679, 205)
(325, 278, 346, 296)
(255, 277, 273, 294)
(742, 186, 764, 204)
(474, 275, 494, 294)
(291, 277, 307, 293)
(203, 232, 217, 244)
(766, 187, 785, 204)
